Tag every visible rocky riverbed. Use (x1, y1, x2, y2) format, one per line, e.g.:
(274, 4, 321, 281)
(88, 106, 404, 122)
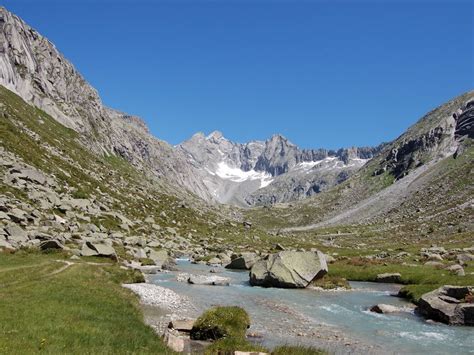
(122, 260, 473, 354)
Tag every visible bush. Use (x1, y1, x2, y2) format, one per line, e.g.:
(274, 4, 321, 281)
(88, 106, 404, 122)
(191, 306, 250, 341)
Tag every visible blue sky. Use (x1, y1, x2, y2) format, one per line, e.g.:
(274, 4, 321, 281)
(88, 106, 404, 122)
(4, 0, 473, 149)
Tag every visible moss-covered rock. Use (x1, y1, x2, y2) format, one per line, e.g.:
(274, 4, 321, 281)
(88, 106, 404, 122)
(190, 306, 250, 341)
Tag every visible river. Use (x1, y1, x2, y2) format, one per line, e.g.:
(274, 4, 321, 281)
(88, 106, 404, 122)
(149, 259, 474, 354)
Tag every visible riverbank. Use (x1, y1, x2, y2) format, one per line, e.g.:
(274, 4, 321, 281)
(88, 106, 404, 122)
(0, 251, 174, 354)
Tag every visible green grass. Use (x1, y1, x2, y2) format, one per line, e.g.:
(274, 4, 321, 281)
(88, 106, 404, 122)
(204, 337, 267, 355)
(272, 345, 327, 355)
(191, 306, 250, 341)
(0, 252, 173, 354)
(329, 258, 474, 303)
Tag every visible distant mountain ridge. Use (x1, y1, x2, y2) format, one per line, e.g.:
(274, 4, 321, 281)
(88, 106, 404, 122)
(178, 131, 381, 205)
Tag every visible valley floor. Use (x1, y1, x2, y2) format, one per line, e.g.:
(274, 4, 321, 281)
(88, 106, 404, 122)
(0, 251, 174, 354)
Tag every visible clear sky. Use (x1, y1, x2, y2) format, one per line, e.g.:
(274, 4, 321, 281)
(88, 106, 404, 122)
(3, 0, 473, 149)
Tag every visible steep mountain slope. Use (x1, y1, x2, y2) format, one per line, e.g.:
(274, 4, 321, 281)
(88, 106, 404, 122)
(178, 131, 380, 206)
(0, 6, 212, 201)
(247, 91, 474, 237)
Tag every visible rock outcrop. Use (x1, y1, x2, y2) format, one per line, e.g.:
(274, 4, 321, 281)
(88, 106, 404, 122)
(249, 250, 328, 288)
(417, 286, 474, 326)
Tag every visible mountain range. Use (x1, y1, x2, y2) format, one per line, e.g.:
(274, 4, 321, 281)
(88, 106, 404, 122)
(0, 5, 472, 234)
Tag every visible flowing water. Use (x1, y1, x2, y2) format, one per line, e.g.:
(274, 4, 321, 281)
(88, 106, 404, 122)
(149, 260, 474, 354)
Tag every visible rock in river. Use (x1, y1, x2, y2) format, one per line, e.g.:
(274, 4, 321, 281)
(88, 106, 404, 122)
(225, 252, 259, 270)
(249, 250, 328, 288)
(417, 285, 474, 325)
(188, 274, 230, 286)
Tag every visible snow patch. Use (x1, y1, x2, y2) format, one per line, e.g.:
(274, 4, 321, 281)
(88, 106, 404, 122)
(215, 162, 273, 188)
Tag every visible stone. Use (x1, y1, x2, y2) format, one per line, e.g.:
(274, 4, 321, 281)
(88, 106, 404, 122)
(40, 239, 65, 251)
(446, 264, 465, 276)
(148, 249, 170, 268)
(426, 253, 443, 262)
(206, 257, 221, 265)
(188, 274, 230, 286)
(457, 253, 474, 265)
(86, 242, 116, 258)
(417, 286, 474, 325)
(7, 208, 27, 223)
(370, 304, 403, 314)
(81, 243, 99, 257)
(376, 273, 402, 283)
(163, 330, 185, 352)
(0, 211, 10, 220)
(249, 250, 328, 288)
(275, 243, 285, 251)
(18, 168, 49, 185)
(168, 319, 195, 332)
(5, 225, 28, 244)
(0, 239, 15, 252)
(225, 252, 259, 270)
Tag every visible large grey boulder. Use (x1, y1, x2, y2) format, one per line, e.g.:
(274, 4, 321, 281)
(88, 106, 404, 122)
(5, 225, 28, 244)
(225, 252, 259, 270)
(249, 250, 328, 288)
(81, 241, 116, 259)
(417, 286, 474, 325)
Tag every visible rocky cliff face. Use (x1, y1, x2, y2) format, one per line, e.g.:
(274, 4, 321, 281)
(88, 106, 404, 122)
(373, 97, 473, 180)
(0, 6, 212, 201)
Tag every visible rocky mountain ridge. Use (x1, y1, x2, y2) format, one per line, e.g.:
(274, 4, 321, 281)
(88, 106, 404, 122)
(178, 131, 380, 205)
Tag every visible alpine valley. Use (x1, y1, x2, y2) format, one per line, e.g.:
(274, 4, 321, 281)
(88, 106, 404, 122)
(0, 6, 473, 355)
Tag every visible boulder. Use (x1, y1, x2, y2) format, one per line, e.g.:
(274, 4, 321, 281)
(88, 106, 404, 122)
(82, 241, 116, 259)
(7, 208, 27, 223)
(370, 304, 404, 314)
(376, 273, 402, 283)
(249, 250, 328, 288)
(80, 243, 99, 257)
(39, 240, 65, 251)
(5, 225, 28, 244)
(168, 319, 195, 332)
(188, 274, 230, 286)
(0, 239, 15, 252)
(417, 286, 474, 325)
(457, 253, 474, 265)
(446, 264, 465, 276)
(225, 252, 259, 270)
(148, 249, 174, 269)
(206, 257, 221, 265)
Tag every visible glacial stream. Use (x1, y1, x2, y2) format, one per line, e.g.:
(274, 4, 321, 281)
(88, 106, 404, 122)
(150, 260, 474, 354)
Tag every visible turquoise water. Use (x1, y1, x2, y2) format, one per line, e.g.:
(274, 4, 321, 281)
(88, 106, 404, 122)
(150, 260, 474, 354)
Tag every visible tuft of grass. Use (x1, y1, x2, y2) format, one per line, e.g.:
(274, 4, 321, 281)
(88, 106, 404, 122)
(191, 306, 250, 341)
(311, 275, 351, 290)
(205, 337, 268, 355)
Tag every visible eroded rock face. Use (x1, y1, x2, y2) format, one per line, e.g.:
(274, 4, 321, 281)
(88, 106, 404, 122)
(249, 250, 328, 288)
(417, 286, 474, 326)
